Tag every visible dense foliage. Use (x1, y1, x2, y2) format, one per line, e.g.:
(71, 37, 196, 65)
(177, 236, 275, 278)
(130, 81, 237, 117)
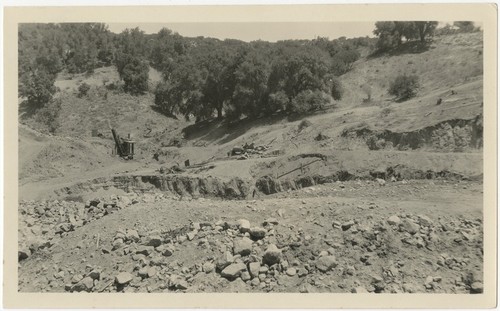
(116, 52, 149, 95)
(77, 83, 91, 98)
(19, 21, 471, 122)
(34, 98, 62, 133)
(435, 22, 481, 36)
(153, 38, 356, 121)
(19, 69, 57, 110)
(388, 74, 420, 101)
(18, 23, 365, 120)
(373, 21, 439, 52)
(18, 23, 114, 109)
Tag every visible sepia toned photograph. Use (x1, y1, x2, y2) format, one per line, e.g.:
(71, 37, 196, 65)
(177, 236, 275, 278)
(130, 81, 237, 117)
(4, 3, 497, 309)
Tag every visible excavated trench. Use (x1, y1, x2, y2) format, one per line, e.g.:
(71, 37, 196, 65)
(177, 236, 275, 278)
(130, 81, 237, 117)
(56, 174, 254, 200)
(55, 161, 477, 200)
(47, 115, 483, 201)
(341, 115, 483, 151)
(254, 165, 473, 195)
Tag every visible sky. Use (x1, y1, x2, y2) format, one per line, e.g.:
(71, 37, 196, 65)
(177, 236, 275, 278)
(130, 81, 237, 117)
(107, 22, 377, 42)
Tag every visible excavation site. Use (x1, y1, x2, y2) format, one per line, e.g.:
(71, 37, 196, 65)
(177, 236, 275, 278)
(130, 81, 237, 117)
(17, 22, 485, 295)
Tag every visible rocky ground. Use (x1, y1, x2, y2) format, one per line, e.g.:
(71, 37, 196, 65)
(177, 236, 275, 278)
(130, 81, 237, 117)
(18, 179, 483, 294)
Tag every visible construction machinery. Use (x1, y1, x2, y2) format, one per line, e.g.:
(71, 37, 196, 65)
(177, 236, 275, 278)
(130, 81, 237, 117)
(111, 128, 135, 160)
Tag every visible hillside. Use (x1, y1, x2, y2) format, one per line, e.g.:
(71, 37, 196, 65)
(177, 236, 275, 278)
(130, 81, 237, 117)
(19, 31, 483, 188)
(171, 32, 483, 157)
(18, 30, 485, 295)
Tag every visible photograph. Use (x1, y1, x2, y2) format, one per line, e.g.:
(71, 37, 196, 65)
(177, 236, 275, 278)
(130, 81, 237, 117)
(4, 3, 497, 309)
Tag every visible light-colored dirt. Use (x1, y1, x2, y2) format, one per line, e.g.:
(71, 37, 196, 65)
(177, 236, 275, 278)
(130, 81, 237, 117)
(18, 180, 483, 293)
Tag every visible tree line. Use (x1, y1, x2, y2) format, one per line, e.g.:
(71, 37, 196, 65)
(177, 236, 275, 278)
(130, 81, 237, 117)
(153, 37, 368, 122)
(18, 21, 478, 123)
(18, 23, 369, 122)
(372, 21, 480, 52)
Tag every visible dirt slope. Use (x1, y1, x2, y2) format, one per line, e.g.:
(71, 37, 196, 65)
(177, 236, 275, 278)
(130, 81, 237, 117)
(19, 125, 115, 185)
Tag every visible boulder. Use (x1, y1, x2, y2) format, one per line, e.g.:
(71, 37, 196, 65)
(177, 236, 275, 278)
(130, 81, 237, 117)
(263, 218, 279, 226)
(248, 262, 260, 278)
(72, 276, 94, 292)
(55, 223, 73, 234)
(387, 215, 401, 226)
(71, 274, 84, 284)
(237, 219, 251, 233)
(146, 236, 162, 247)
(156, 244, 174, 256)
(341, 220, 355, 231)
(400, 219, 420, 234)
(316, 255, 337, 272)
(18, 248, 31, 261)
(221, 263, 247, 280)
(262, 244, 282, 266)
(241, 271, 251, 281)
(169, 275, 188, 290)
(147, 267, 157, 278)
(352, 286, 368, 293)
(249, 227, 267, 239)
(233, 237, 253, 256)
(88, 270, 100, 280)
(136, 245, 155, 256)
(112, 238, 124, 250)
(115, 272, 133, 285)
(286, 268, 297, 276)
(126, 229, 140, 242)
(216, 251, 234, 271)
(138, 267, 149, 278)
(417, 215, 433, 227)
(470, 282, 483, 293)
(203, 261, 215, 273)
(186, 231, 197, 241)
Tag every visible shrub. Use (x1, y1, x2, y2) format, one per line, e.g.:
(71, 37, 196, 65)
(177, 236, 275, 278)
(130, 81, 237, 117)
(154, 81, 175, 116)
(116, 53, 149, 95)
(315, 132, 329, 141)
(34, 98, 61, 133)
(366, 136, 393, 150)
(267, 91, 289, 113)
(380, 107, 393, 117)
(105, 82, 119, 91)
(297, 119, 312, 132)
(388, 74, 420, 101)
(77, 82, 91, 98)
(289, 90, 333, 114)
(19, 69, 57, 110)
(122, 60, 149, 95)
(330, 77, 344, 101)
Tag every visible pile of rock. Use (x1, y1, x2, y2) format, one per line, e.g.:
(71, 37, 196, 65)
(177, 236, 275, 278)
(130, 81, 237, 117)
(20, 203, 484, 294)
(18, 195, 137, 262)
(199, 218, 341, 291)
(65, 269, 102, 292)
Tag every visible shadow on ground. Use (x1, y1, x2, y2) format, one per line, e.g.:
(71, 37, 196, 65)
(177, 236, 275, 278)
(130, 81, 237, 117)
(181, 105, 338, 145)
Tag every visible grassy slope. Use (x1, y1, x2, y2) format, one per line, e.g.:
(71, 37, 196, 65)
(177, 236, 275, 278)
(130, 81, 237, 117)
(186, 32, 484, 155)
(19, 32, 484, 187)
(49, 32, 483, 151)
